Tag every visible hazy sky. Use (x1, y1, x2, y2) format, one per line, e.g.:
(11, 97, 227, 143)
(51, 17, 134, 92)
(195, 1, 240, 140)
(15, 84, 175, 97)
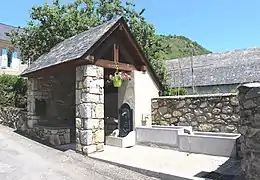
(1, 0, 260, 52)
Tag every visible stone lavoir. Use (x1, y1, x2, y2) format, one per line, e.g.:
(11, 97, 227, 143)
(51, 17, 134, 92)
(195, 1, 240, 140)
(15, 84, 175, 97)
(18, 17, 161, 155)
(151, 93, 240, 133)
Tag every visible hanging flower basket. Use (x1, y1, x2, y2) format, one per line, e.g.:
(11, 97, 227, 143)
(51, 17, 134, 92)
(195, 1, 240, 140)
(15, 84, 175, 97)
(109, 71, 131, 88)
(113, 79, 123, 87)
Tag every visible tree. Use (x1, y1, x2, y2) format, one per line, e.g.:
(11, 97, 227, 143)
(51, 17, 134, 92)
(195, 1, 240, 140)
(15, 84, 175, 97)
(8, 0, 170, 93)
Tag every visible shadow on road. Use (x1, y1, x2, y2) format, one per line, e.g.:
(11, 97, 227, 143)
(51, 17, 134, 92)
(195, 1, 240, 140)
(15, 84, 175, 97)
(194, 158, 245, 180)
(14, 130, 76, 152)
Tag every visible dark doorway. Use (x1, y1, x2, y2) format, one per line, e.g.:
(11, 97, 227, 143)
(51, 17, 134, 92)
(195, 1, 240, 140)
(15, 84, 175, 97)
(104, 68, 119, 142)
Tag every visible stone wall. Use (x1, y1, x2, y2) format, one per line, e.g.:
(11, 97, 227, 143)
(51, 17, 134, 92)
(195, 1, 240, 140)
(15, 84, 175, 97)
(27, 78, 42, 128)
(0, 106, 27, 131)
(30, 125, 70, 146)
(238, 83, 260, 179)
(27, 69, 75, 128)
(152, 93, 240, 133)
(75, 65, 104, 155)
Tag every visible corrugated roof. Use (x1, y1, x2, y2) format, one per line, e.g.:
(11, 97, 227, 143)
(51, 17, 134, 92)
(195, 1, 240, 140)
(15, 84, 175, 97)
(166, 47, 260, 87)
(21, 17, 121, 75)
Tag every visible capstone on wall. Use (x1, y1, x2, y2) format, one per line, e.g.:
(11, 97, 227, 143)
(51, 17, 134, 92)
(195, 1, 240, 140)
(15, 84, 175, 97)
(152, 93, 240, 133)
(185, 84, 239, 95)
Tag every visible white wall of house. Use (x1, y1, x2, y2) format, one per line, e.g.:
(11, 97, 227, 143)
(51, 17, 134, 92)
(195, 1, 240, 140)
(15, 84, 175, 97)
(117, 70, 160, 128)
(134, 71, 159, 126)
(0, 44, 28, 76)
(118, 71, 135, 111)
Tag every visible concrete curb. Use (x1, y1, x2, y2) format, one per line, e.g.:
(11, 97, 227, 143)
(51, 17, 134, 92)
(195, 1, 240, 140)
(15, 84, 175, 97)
(89, 156, 211, 180)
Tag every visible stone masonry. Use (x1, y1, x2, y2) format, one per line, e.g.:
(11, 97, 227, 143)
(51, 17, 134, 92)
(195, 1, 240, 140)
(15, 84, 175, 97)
(152, 93, 240, 133)
(26, 69, 75, 145)
(75, 65, 104, 155)
(238, 83, 260, 180)
(0, 106, 27, 131)
(30, 125, 70, 146)
(27, 78, 46, 128)
(27, 71, 75, 127)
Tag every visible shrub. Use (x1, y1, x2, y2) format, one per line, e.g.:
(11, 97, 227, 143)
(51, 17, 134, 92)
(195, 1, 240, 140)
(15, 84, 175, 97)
(0, 75, 27, 108)
(167, 87, 188, 96)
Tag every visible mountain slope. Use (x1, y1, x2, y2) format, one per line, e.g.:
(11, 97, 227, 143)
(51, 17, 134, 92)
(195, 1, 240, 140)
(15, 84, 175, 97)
(160, 35, 211, 60)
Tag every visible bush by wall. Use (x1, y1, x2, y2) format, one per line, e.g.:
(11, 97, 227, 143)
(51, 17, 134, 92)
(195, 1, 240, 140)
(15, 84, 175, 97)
(167, 87, 188, 96)
(0, 75, 27, 108)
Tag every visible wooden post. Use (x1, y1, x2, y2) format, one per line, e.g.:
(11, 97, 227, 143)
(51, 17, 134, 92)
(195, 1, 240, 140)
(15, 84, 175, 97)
(113, 44, 119, 65)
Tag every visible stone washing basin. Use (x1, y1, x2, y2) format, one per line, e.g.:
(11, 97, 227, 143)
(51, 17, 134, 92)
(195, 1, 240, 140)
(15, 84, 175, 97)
(178, 131, 240, 157)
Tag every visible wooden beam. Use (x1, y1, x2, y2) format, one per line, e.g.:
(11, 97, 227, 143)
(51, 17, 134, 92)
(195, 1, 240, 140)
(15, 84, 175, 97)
(113, 44, 119, 64)
(116, 34, 140, 68)
(81, 23, 120, 60)
(119, 21, 163, 90)
(94, 59, 136, 72)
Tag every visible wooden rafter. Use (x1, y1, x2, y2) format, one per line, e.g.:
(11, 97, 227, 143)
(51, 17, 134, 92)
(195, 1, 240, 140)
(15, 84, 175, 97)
(113, 44, 119, 64)
(93, 59, 136, 72)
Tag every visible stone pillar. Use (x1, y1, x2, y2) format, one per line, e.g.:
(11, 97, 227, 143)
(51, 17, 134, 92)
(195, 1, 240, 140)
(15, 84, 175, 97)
(27, 78, 40, 128)
(75, 65, 104, 155)
(238, 83, 260, 180)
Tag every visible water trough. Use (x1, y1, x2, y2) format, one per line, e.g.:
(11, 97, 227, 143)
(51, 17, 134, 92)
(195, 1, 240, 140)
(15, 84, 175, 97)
(135, 125, 240, 157)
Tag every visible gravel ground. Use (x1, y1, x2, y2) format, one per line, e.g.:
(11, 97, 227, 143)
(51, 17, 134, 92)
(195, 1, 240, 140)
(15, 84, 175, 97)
(0, 125, 159, 180)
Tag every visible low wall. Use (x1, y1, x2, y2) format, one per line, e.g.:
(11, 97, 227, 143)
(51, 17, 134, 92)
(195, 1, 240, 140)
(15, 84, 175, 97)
(0, 106, 71, 147)
(0, 106, 27, 131)
(30, 125, 70, 146)
(152, 93, 240, 133)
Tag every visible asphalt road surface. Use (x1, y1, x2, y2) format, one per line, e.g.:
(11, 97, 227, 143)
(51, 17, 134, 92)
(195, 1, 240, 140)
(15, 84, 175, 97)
(0, 125, 158, 180)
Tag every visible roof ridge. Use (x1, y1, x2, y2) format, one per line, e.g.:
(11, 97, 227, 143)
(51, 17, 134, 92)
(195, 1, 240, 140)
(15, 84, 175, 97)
(0, 22, 18, 28)
(166, 47, 260, 62)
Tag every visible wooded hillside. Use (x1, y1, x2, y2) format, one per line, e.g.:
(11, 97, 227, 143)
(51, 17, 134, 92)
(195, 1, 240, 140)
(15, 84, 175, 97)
(160, 35, 211, 60)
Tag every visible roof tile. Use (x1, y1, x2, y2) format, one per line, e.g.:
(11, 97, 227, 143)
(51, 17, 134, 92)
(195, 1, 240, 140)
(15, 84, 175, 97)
(21, 17, 121, 75)
(166, 47, 260, 87)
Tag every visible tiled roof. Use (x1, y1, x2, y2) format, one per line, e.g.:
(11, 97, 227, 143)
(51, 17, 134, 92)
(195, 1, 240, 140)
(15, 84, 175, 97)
(165, 47, 260, 88)
(0, 23, 17, 42)
(21, 17, 121, 75)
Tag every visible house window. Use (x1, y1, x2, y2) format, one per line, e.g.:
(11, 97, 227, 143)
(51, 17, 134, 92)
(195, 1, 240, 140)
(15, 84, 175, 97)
(1, 48, 19, 69)
(11, 51, 18, 68)
(7, 50, 12, 68)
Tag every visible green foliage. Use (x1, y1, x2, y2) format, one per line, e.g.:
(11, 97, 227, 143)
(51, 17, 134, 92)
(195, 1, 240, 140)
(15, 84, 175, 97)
(160, 35, 211, 60)
(0, 75, 27, 108)
(8, 0, 170, 90)
(8, 0, 211, 95)
(167, 87, 188, 96)
(213, 86, 221, 94)
(229, 88, 238, 93)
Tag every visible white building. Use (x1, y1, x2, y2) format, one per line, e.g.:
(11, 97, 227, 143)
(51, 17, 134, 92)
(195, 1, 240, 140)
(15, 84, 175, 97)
(0, 23, 27, 75)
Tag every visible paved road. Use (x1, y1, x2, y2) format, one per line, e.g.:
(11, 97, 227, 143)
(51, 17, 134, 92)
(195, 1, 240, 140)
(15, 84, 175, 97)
(0, 125, 158, 180)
